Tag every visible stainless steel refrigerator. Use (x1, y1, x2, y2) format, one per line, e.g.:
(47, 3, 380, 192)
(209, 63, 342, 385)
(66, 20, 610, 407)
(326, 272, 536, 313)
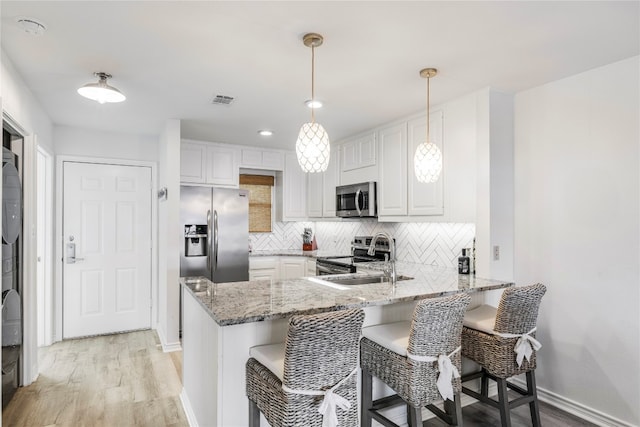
(180, 186, 249, 282)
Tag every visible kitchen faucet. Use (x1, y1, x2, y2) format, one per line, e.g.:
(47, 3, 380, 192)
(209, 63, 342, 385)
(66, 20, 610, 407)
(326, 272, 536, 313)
(368, 232, 397, 284)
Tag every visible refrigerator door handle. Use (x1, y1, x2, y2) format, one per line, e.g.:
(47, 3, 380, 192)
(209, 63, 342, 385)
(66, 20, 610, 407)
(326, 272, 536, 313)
(206, 210, 212, 272)
(213, 210, 219, 272)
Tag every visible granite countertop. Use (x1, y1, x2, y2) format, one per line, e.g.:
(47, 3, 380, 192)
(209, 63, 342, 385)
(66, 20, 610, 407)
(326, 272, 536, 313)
(181, 263, 513, 327)
(249, 249, 348, 258)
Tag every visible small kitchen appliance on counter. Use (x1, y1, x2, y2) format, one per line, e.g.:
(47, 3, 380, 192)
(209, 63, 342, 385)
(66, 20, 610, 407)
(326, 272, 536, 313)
(315, 236, 394, 275)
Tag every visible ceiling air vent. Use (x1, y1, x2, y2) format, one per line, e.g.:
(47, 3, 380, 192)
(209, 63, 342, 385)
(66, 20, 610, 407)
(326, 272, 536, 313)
(211, 95, 235, 105)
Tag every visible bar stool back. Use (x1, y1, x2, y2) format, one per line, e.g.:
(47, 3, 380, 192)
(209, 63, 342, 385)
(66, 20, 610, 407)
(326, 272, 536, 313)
(461, 283, 547, 427)
(246, 308, 364, 427)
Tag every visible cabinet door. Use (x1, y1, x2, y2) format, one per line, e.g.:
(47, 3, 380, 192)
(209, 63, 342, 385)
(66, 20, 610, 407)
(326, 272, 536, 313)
(206, 145, 239, 187)
(322, 148, 339, 217)
(181, 141, 207, 183)
(262, 150, 284, 171)
(377, 123, 407, 216)
(341, 133, 376, 171)
(307, 172, 324, 218)
(306, 259, 317, 276)
(280, 153, 307, 221)
(407, 112, 444, 215)
(280, 258, 306, 279)
(241, 148, 263, 168)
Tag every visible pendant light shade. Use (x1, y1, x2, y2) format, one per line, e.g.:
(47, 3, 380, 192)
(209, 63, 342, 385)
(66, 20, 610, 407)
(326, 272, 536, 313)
(414, 68, 442, 183)
(77, 72, 126, 104)
(296, 33, 330, 173)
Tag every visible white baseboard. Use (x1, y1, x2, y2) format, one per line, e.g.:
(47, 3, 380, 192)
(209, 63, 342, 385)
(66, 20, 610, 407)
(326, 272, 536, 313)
(155, 322, 182, 352)
(511, 378, 635, 427)
(180, 388, 198, 427)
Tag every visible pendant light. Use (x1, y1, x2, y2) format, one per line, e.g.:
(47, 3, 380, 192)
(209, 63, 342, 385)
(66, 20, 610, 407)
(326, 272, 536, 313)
(77, 72, 126, 104)
(413, 68, 442, 183)
(295, 33, 330, 173)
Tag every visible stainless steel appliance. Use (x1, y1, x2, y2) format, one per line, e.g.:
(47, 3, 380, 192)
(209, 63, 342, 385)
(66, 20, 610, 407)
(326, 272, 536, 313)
(315, 236, 393, 275)
(180, 186, 249, 282)
(336, 182, 377, 218)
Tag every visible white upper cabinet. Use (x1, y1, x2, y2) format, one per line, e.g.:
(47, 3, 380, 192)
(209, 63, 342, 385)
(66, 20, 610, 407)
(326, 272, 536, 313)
(307, 146, 340, 218)
(322, 148, 340, 217)
(339, 132, 378, 185)
(181, 139, 240, 187)
(276, 153, 307, 221)
(206, 144, 240, 187)
(240, 148, 284, 171)
(377, 123, 408, 216)
(180, 141, 207, 183)
(407, 111, 444, 215)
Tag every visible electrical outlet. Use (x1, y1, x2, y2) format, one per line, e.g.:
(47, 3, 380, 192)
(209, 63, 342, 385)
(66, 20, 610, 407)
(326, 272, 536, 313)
(493, 245, 500, 261)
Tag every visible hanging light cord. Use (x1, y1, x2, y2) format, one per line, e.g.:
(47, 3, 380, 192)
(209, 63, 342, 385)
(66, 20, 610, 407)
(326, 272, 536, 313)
(426, 74, 431, 143)
(311, 44, 316, 123)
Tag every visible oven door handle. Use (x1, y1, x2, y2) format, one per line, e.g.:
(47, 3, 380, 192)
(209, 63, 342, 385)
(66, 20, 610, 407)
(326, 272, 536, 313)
(355, 189, 362, 216)
(316, 263, 350, 275)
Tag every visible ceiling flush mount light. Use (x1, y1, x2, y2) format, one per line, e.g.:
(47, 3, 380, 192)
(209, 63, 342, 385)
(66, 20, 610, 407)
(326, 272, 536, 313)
(414, 68, 442, 183)
(15, 17, 46, 36)
(258, 130, 273, 136)
(305, 99, 323, 109)
(77, 72, 126, 104)
(295, 33, 330, 173)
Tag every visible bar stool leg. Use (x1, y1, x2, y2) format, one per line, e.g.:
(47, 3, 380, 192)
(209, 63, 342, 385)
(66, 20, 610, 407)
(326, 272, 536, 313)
(443, 395, 463, 426)
(248, 399, 260, 427)
(480, 368, 489, 398)
(527, 371, 541, 427)
(407, 405, 422, 427)
(496, 378, 512, 427)
(361, 368, 373, 427)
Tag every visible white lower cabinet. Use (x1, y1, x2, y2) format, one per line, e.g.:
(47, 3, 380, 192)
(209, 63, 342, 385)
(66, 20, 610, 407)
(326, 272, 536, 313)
(249, 257, 279, 281)
(249, 256, 314, 281)
(279, 257, 307, 280)
(306, 259, 317, 276)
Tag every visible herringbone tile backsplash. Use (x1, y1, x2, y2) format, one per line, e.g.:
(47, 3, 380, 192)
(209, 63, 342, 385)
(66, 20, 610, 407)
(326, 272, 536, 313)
(250, 221, 475, 268)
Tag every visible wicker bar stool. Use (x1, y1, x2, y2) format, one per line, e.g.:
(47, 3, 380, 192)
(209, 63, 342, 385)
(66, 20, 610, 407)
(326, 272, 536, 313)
(246, 308, 364, 427)
(461, 283, 547, 427)
(360, 293, 472, 427)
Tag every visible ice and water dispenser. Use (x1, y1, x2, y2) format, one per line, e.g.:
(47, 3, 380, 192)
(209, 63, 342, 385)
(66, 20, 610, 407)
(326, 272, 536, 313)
(184, 224, 208, 257)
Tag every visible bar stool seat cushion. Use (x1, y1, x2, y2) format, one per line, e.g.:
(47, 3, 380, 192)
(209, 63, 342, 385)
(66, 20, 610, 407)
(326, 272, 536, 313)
(462, 304, 498, 335)
(361, 321, 410, 356)
(249, 343, 285, 381)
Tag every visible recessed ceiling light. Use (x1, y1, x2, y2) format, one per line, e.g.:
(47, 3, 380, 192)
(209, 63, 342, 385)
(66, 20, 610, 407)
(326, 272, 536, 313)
(15, 17, 47, 36)
(258, 130, 273, 136)
(305, 99, 323, 109)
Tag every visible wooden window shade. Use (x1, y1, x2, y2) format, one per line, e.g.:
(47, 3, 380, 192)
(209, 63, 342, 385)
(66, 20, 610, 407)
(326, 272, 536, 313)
(240, 175, 274, 233)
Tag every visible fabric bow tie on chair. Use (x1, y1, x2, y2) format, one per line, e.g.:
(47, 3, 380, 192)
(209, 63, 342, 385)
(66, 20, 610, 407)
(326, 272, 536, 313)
(407, 346, 461, 401)
(495, 327, 542, 366)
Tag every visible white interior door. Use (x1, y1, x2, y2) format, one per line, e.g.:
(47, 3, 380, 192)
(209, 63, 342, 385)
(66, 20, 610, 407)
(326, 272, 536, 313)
(63, 161, 152, 339)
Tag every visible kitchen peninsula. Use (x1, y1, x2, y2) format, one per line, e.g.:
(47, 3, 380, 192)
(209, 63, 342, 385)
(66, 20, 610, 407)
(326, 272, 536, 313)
(179, 264, 513, 427)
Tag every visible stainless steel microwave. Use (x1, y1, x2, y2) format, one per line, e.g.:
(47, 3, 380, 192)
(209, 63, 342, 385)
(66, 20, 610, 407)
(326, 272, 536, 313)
(336, 182, 377, 218)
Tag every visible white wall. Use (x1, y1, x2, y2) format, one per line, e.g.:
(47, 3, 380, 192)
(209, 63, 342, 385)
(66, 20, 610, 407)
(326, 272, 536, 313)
(54, 125, 157, 162)
(157, 119, 181, 351)
(1, 50, 53, 152)
(514, 56, 639, 425)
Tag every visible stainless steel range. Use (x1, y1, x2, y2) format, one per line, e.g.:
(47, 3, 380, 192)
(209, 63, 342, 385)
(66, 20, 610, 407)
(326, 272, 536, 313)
(315, 236, 394, 275)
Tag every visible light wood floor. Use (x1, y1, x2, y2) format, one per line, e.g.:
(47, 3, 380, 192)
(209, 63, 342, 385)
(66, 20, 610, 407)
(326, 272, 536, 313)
(3, 330, 188, 427)
(3, 330, 594, 427)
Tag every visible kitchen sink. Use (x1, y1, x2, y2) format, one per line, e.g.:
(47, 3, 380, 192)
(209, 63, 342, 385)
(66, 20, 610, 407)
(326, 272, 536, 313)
(320, 274, 413, 286)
